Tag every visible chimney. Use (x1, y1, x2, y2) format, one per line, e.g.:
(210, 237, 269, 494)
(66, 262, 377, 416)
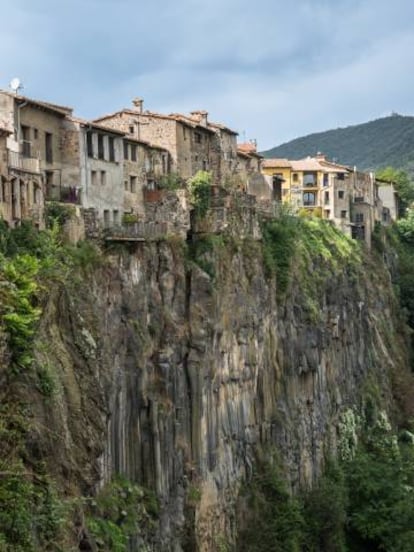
(132, 97, 144, 113)
(190, 110, 208, 127)
(315, 152, 327, 161)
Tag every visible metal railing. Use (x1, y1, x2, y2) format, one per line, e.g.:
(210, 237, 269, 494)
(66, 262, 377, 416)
(45, 185, 81, 204)
(104, 222, 169, 241)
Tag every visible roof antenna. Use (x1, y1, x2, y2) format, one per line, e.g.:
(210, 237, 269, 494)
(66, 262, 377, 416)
(9, 77, 23, 94)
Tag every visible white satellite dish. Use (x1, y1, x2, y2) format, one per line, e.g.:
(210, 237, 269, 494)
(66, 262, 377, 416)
(10, 78, 23, 94)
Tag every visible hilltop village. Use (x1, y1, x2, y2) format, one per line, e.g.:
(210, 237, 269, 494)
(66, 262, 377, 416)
(0, 90, 399, 247)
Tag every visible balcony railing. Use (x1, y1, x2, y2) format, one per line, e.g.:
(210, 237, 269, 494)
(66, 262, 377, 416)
(8, 150, 40, 173)
(45, 185, 81, 204)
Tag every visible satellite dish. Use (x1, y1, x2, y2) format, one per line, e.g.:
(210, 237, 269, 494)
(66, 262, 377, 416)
(10, 78, 23, 93)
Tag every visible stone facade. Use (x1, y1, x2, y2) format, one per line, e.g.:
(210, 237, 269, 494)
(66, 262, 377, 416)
(122, 138, 170, 220)
(0, 91, 72, 227)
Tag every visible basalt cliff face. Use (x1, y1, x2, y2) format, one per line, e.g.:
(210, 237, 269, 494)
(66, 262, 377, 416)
(1, 226, 410, 550)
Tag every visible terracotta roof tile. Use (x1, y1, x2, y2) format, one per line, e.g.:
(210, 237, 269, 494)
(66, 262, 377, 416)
(262, 158, 292, 169)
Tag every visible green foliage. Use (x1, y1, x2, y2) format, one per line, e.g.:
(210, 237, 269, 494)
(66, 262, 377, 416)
(45, 202, 75, 228)
(238, 457, 305, 551)
(158, 172, 183, 191)
(262, 114, 414, 178)
(345, 415, 414, 551)
(86, 475, 158, 551)
(261, 212, 360, 301)
(0, 462, 66, 551)
(188, 170, 212, 218)
(0, 254, 42, 371)
(261, 211, 299, 294)
(121, 212, 140, 224)
(303, 462, 348, 552)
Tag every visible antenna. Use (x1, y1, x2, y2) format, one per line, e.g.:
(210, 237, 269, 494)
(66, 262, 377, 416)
(9, 78, 23, 94)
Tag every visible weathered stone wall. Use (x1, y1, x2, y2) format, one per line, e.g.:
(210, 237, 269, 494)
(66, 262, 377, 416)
(144, 189, 190, 237)
(26, 220, 409, 550)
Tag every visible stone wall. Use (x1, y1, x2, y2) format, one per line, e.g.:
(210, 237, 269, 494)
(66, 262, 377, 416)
(144, 189, 190, 238)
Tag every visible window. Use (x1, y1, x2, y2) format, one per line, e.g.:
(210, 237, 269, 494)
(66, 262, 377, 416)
(103, 209, 110, 227)
(341, 210, 347, 218)
(130, 175, 137, 193)
(129, 125, 134, 134)
(303, 172, 317, 186)
(292, 173, 298, 182)
(194, 132, 202, 144)
(124, 142, 129, 160)
(202, 159, 207, 170)
(21, 125, 31, 157)
(124, 180, 128, 191)
(303, 191, 316, 206)
(34, 185, 40, 204)
(183, 127, 187, 140)
(323, 174, 329, 187)
(337, 172, 345, 181)
(33, 128, 38, 139)
(100, 171, 106, 186)
(87, 132, 94, 157)
(355, 212, 364, 223)
(324, 191, 329, 204)
(45, 132, 53, 163)
(113, 210, 120, 225)
(338, 190, 345, 199)
(131, 145, 137, 162)
(91, 170, 98, 186)
(1, 178, 6, 202)
(45, 171, 54, 187)
(108, 136, 115, 162)
(98, 134, 104, 160)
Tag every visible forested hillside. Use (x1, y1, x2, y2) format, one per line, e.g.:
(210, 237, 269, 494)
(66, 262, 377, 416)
(262, 114, 414, 174)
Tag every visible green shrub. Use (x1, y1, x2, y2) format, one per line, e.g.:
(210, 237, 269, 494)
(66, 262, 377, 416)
(261, 214, 299, 294)
(188, 171, 212, 218)
(86, 475, 158, 550)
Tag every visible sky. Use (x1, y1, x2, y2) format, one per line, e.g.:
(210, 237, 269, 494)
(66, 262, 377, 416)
(2, 0, 414, 150)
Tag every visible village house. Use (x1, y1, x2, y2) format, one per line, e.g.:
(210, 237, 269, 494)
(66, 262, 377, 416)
(186, 111, 239, 185)
(236, 141, 269, 198)
(60, 117, 125, 227)
(0, 90, 74, 227)
(261, 154, 399, 247)
(122, 136, 170, 219)
(94, 99, 216, 182)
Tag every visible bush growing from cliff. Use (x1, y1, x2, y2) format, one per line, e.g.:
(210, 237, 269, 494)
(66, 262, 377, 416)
(261, 210, 299, 294)
(188, 170, 212, 218)
(86, 475, 158, 551)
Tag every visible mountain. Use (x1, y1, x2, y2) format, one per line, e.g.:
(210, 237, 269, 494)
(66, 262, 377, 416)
(262, 114, 414, 173)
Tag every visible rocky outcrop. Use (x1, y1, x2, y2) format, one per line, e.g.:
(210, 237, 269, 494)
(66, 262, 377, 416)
(22, 230, 409, 551)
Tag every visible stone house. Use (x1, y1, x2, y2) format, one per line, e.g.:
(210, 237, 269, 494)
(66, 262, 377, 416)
(94, 99, 215, 181)
(186, 111, 239, 185)
(122, 136, 170, 219)
(236, 142, 266, 196)
(0, 91, 73, 227)
(61, 117, 125, 226)
(376, 178, 400, 221)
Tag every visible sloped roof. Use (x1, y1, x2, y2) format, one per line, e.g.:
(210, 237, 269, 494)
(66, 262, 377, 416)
(262, 158, 292, 169)
(0, 90, 73, 116)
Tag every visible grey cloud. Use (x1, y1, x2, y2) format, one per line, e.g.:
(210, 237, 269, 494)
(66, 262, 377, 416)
(1, 0, 414, 150)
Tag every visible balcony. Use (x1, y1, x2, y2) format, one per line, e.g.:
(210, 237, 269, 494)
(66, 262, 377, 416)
(46, 185, 81, 204)
(8, 150, 40, 174)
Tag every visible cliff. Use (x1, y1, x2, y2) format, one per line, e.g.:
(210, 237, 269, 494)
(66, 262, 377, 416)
(0, 214, 411, 551)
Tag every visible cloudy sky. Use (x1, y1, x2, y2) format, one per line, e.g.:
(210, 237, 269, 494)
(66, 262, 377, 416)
(2, 0, 414, 149)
